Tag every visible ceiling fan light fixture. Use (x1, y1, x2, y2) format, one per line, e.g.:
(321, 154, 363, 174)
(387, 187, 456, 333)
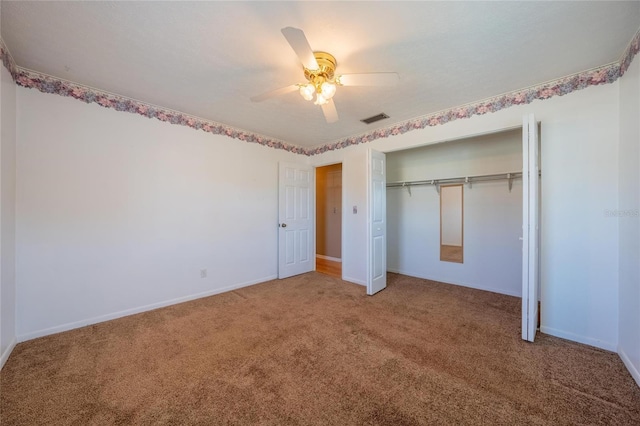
(251, 27, 400, 124)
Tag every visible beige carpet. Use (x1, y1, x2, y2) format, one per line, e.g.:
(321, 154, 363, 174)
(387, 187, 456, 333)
(2, 272, 639, 425)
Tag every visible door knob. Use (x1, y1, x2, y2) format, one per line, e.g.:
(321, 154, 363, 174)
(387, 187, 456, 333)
(280, 223, 287, 228)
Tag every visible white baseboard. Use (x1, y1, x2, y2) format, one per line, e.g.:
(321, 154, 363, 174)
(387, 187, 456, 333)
(1, 337, 17, 370)
(618, 347, 640, 388)
(387, 268, 522, 298)
(540, 326, 617, 352)
(343, 276, 366, 286)
(316, 254, 342, 262)
(17, 275, 277, 343)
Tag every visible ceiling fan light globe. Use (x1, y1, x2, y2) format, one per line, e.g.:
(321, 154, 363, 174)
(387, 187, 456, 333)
(321, 82, 337, 100)
(299, 84, 315, 101)
(314, 93, 328, 106)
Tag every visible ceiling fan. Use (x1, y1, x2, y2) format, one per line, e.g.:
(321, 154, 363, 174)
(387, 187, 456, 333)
(250, 27, 399, 123)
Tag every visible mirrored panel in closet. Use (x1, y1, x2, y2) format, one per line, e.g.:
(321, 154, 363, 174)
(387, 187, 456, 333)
(440, 184, 463, 263)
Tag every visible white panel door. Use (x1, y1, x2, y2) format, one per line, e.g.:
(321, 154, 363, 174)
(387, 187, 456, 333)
(367, 149, 387, 295)
(278, 162, 314, 279)
(522, 113, 540, 342)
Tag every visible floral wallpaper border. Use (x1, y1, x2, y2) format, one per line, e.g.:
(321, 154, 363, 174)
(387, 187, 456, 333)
(311, 27, 639, 156)
(0, 37, 17, 81)
(307, 63, 620, 155)
(1, 27, 639, 157)
(16, 68, 304, 154)
(620, 27, 640, 77)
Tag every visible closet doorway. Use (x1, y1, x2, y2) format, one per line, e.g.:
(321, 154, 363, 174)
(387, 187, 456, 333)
(316, 163, 342, 279)
(385, 127, 527, 297)
(384, 122, 541, 341)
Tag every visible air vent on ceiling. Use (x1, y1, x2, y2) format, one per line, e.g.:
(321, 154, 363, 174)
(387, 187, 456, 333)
(360, 113, 389, 124)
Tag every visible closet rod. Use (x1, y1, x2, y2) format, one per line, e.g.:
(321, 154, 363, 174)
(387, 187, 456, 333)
(386, 171, 525, 188)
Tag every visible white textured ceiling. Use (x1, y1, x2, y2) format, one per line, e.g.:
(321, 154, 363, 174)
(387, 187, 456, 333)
(2, 1, 639, 148)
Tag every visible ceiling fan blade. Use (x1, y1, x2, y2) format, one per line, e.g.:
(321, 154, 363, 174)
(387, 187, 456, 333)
(338, 72, 400, 86)
(321, 99, 339, 123)
(250, 84, 299, 102)
(281, 27, 319, 70)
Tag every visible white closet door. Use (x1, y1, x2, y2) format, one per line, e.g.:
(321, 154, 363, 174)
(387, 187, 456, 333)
(367, 149, 387, 295)
(522, 113, 540, 342)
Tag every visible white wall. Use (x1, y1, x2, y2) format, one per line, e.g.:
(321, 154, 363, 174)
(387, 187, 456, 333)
(312, 82, 621, 351)
(15, 87, 303, 340)
(385, 130, 523, 296)
(0, 63, 17, 368)
(618, 56, 640, 387)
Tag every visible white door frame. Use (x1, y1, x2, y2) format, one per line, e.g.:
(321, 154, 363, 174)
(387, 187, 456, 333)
(522, 114, 540, 342)
(314, 163, 344, 277)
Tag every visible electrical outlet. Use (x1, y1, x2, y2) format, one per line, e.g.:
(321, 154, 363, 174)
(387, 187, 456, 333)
(353, 206, 358, 214)
(200, 269, 207, 278)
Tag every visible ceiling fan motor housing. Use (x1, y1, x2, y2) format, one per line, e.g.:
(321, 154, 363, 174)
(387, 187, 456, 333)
(304, 52, 337, 84)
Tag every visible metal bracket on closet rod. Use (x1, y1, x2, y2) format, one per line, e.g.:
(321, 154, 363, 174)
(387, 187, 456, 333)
(402, 182, 412, 197)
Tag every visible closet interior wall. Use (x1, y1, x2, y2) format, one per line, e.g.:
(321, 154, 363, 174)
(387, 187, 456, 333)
(386, 128, 524, 297)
